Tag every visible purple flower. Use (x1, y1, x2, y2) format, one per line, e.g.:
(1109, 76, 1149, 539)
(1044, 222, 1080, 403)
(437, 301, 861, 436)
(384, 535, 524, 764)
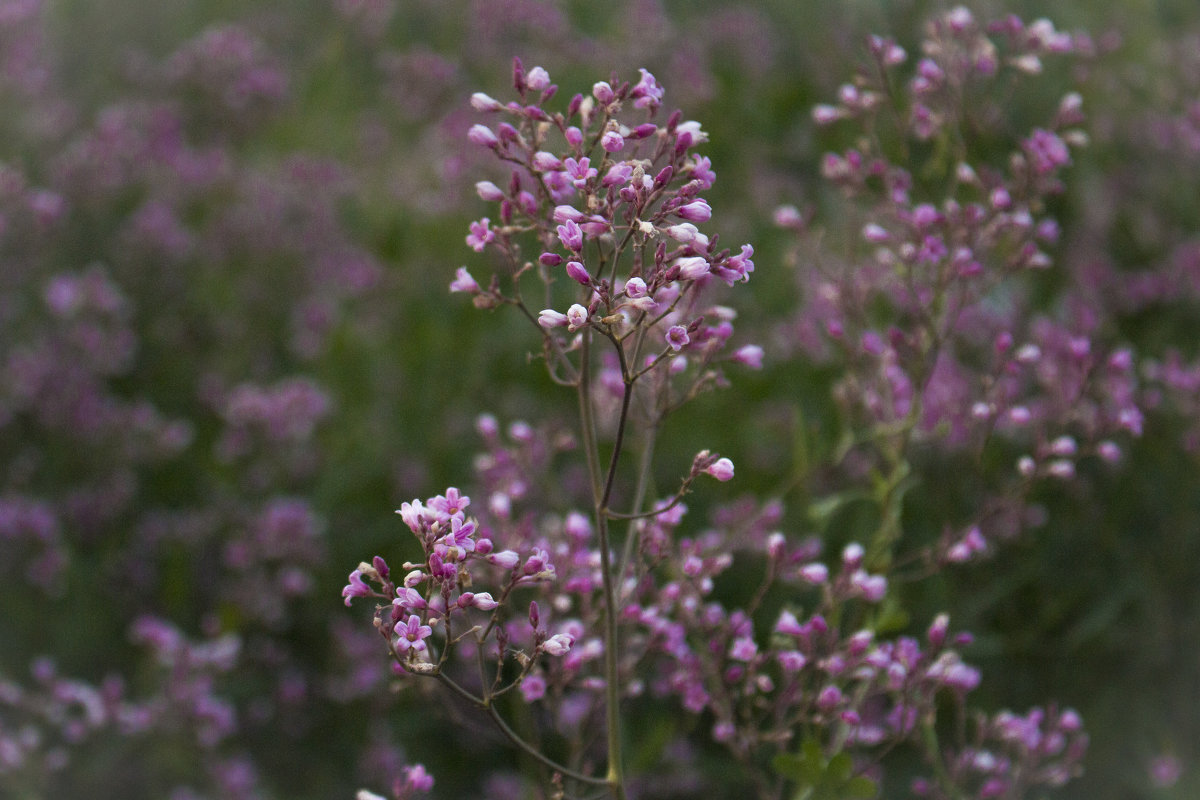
(556, 219, 583, 252)
(676, 199, 712, 222)
(563, 157, 597, 188)
(394, 615, 432, 654)
(458, 591, 498, 611)
(466, 218, 494, 252)
(601, 130, 624, 152)
(593, 81, 614, 103)
(341, 569, 372, 606)
(666, 325, 690, 351)
(565, 261, 590, 286)
(520, 672, 546, 702)
(402, 763, 434, 793)
(631, 68, 664, 109)
(394, 587, 427, 612)
(449, 267, 480, 294)
(676, 256, 710, 280)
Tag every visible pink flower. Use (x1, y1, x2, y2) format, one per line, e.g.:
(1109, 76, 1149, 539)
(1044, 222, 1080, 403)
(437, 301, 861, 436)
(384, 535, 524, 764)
(449, 267, 479, 294)
(341, 569, 372, 606)
(601, 130, 624, 152)
(631, 68, 664, 109)
(403, 763, 434, 793)
(676, 199, 712, 222)
(666, 325, 690, 351)
(394, 615, 432, 654)
(466, 218, 494, 252)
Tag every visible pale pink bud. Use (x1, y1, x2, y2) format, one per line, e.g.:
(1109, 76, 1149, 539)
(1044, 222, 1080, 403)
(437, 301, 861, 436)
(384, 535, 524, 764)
(676, 256, 710, 280)
(525, 66, 551, 91)
(475, 181, 505, 202)
(470, 92, 503, 112)
(600, 130, 624, 152)
(704, 457, 735, 482)
(468, 124, 499, 147)
(487, 550, 519, 570)
(798, 562, 828, 584)
(538, 309, 569, 328)
(565, 261, 590, 286)
(812, 104, 840, 125)
(542, 633, 575, 656)
(593, 81, 615, 104)
(676, 199, 712, 222)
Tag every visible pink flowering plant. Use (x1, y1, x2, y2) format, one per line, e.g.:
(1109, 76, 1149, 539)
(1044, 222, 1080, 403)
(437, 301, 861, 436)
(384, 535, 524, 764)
(343, 37, 1093, 799)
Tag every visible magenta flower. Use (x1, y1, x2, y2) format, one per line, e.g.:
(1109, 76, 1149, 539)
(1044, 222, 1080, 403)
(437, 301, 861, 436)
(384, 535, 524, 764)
(563, 157, 597, 188)
(466, 218, 494, 252)
(556, 219, 583, 252)
(565, 261, 590, 286)
(666, 325, 690, 351)
(394, 615, 432, 654)
(394, 587, 427, 612)
(729, 636, 758, 661)
(402, 763, 435, 793)
(676, 256, 710, 281)
(449, 266, 479, 294)
(631, 68, 664, 109)
(600, 130, 624, 152)
(676, 199, 712, 222)
(341, 569, 372, 606)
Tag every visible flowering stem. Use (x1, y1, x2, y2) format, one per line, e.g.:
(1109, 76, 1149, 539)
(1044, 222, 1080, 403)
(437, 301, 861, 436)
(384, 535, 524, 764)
(436, 672, 611, 789)
(591, 349, 637, 800)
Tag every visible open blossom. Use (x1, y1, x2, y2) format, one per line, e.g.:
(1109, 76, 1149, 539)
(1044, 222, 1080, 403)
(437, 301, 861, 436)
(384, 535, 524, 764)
(566, 304, 589, 331)
(466, 218, 494, 252)
(630, 68, 664, 109)
(449, 266, 480, 294)
(394, 615, 432, 654)
(341, 569, 372, 606)
(667, 325, 690, 351)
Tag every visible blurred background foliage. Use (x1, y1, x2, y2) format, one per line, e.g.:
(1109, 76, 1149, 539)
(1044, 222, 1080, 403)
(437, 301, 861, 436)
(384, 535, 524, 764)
(1, 0, 1198, 797)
